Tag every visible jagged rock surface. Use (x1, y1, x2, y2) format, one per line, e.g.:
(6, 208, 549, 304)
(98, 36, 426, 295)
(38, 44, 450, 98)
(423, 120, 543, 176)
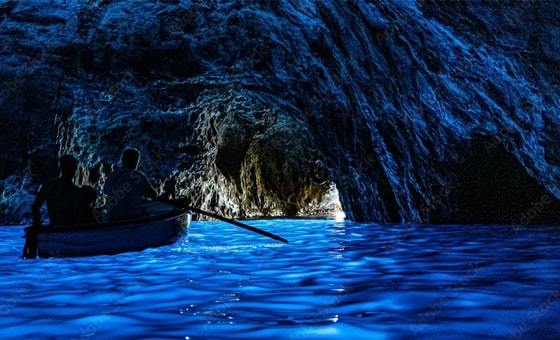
(1, 0, 560, 225)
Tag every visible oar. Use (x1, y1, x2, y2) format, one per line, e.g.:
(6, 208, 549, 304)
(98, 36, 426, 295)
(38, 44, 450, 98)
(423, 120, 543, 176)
(158, 198, 288, 243)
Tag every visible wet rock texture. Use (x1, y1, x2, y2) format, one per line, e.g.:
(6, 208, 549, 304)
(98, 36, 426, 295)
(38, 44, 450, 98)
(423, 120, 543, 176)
(1, 0, 560, 225)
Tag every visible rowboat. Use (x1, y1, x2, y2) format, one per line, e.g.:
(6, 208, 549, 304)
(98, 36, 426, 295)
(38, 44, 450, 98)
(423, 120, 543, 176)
(22, 201, 192, 258)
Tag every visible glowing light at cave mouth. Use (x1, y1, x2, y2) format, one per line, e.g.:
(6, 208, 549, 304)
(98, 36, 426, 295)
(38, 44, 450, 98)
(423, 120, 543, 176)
(307, 182, 345, 221)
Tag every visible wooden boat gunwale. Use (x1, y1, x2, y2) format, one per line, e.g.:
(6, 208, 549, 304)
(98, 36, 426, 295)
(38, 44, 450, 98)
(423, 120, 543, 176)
(36, 207, 189, 234)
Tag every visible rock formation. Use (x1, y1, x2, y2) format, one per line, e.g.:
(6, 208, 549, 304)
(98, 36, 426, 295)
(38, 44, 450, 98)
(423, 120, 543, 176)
(1, 0, 560, 225)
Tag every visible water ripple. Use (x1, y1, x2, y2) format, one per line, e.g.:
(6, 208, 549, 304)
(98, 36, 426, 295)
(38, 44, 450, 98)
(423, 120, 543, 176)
(1, 221, 560, 339)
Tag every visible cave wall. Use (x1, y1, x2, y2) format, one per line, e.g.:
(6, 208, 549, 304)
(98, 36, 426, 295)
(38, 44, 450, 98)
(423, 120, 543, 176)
(1, 0, 560, 224)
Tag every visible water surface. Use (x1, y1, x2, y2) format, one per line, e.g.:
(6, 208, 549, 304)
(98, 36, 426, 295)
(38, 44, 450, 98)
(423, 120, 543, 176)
(1, 219, 559, 339)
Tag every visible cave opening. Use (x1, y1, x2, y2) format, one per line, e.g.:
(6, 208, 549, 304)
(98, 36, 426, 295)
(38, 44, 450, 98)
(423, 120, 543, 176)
(299, 182, 345, 221)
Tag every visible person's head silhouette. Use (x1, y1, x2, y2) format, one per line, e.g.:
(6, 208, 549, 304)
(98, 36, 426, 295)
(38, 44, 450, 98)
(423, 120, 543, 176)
(122, 148, 140, 169)
(59, 155, 78, 181)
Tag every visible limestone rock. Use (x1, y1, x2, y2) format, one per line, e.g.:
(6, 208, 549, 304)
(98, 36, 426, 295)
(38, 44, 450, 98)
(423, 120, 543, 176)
(1, 0, 560, 225)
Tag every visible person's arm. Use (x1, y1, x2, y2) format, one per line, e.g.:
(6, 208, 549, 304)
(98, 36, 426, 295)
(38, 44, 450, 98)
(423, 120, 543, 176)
(31, 186, 46, 226)
(146, 186, 157, 199)
(145, 179, 157, 199)
(133, 170, 158, 199)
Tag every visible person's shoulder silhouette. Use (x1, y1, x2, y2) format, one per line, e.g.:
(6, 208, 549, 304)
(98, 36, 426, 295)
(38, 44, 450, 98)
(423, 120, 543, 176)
(32, 155, 85, 226)
(104, 148, 157, 221)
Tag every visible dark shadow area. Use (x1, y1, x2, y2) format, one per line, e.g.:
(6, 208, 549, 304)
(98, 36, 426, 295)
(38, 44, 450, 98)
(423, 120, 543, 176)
(454, 135, 560, 225)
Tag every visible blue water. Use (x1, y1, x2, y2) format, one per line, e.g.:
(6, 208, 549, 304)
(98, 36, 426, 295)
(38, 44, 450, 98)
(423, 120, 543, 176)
(1, 219, 560, 339)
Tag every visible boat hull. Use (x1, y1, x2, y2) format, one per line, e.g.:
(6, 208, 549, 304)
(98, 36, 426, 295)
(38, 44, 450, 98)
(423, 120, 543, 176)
(25, 203, 191, 258)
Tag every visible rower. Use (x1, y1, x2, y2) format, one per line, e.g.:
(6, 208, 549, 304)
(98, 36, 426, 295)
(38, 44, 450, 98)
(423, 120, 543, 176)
(104, 148, 158, 221)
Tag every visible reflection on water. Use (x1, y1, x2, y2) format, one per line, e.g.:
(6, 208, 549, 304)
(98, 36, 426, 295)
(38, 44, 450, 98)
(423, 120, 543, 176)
(1, 220, 560, 339)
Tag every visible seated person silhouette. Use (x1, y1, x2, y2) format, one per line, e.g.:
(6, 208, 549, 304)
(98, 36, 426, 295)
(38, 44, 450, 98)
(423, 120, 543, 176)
(81, 185, 102, 224)
(31, 155, 85, 226)
(104, 148, 157, 221)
